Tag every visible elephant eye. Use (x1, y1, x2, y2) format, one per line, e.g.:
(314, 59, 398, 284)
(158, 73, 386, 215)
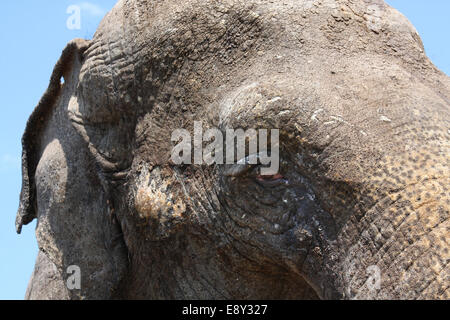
(256, 173, 284, 182)
(223, 154, 260, 177)
(254, 170, 286, 187)
(223, 154, 287, 187)
(223, 163, 255, 177)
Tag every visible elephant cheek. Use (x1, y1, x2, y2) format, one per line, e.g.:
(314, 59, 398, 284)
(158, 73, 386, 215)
(133, 167, 187, 239)
(135, 187, 164, 221)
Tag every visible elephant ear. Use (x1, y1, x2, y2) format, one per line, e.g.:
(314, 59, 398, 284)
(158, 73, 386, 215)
(16, 39, 90, 234)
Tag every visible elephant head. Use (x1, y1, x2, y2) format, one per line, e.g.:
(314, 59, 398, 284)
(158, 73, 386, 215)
(18, 0, 449, 300)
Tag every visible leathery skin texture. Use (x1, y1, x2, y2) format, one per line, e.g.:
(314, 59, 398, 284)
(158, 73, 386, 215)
(17, 0, 449, 299)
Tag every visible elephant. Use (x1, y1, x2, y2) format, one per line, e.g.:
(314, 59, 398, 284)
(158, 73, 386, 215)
(17, 0, 449, 300)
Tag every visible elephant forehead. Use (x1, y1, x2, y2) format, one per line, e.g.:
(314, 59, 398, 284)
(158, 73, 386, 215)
(72, 0, 449, 177)
(77, 0, 266, 119)
(75, 0, 426, 123)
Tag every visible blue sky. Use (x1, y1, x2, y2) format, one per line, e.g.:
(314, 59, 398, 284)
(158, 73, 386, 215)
(0, 1, 449, 300)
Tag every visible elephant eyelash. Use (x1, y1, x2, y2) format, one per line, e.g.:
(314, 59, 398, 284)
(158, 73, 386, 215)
(223, 164, 257, 177)
(223, 153, 263, 177)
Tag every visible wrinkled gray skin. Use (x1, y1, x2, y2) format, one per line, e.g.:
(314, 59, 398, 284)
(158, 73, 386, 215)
(18, 0, 449, 300)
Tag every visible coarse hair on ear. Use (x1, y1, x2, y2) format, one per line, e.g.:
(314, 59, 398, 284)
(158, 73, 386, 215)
(16, 39, 90, 234)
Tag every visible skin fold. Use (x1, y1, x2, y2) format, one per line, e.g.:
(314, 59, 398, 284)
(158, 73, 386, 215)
(18, 0, 449, 299)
